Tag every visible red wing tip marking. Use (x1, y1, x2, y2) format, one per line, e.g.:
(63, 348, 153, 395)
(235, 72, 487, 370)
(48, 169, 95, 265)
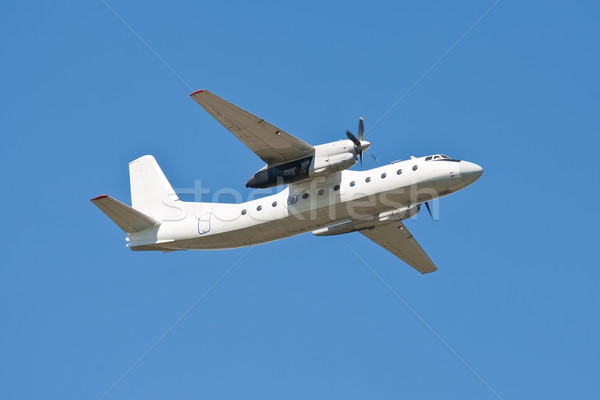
(190, 89, 205, 96)
(91, 194, 109, 201)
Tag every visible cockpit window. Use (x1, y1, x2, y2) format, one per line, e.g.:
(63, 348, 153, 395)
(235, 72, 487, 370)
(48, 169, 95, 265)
(426, 154, 454, 161)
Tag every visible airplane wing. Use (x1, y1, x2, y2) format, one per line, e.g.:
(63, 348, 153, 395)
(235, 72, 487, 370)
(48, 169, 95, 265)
(359, 221, 438, 274)
(190, 90, 314, 165)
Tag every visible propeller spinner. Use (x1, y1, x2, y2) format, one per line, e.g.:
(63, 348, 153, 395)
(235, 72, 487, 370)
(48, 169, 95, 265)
(346, 117, 377, 166)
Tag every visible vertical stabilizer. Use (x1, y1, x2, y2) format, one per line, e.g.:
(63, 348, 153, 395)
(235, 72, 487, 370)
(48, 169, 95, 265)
(129, 155, 179, 219)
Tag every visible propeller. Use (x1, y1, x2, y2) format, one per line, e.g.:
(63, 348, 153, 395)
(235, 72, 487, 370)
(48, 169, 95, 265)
(358, 116, 364, 141)
(416, 201, 434, 220)
(346, 117, 377, 166)
(424, 201, 433, 219)
(424, 201, 439, 221)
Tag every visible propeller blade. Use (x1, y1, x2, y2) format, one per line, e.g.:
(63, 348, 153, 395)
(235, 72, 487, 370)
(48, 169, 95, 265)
(358, 117, 364, 141)
(360, 151, 363, 166)
(346, 130, 361, 147)
(366, 149, 378, 162)
(424, 201, 433, 219)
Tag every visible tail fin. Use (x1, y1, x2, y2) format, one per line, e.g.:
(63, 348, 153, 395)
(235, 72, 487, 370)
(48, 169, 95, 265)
(129, 155, 179, 219)
(91, 195, 159, 233)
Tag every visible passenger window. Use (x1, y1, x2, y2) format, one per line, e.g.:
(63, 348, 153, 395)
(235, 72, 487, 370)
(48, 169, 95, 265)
(365, 177, 371, 183)
(412, 165, 418, 171)
(257, 205, 262, 211)
(397, 169, 402, 175)
(272, 201, 277, 207)
(318, 189, 324, 195)
(381, 173, 387, 179)
(350, 181, 355, 187)
(241, 209, 247, 215)
(333, 184, 340, 191)
(287, 195, 298, 205)
(302, 193, 309, 199)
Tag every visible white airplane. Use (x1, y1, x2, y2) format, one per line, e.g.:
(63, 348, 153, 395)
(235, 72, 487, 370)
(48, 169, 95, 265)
(92, 90, 482, 274)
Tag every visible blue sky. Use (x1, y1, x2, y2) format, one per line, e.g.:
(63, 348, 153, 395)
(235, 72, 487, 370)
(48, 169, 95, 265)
(2, 1, 599, 399)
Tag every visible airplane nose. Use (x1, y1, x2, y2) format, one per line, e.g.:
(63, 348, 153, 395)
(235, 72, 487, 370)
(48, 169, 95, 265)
(459, 161, 483, 186)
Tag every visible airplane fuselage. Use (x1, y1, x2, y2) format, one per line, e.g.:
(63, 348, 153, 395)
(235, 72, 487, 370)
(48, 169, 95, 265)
(129, 155, 482, 251)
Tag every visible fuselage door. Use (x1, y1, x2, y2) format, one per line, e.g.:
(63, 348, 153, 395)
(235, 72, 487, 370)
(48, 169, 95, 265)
(198, 212, 212, 235)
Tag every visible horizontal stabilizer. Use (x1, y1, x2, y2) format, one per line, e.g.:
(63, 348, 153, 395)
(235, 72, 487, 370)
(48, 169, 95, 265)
(91, 195, 160, 233)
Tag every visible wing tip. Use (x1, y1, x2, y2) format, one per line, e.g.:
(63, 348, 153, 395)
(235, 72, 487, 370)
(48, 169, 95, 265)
(189, 89, 205, 96)
(91, 194, 109, 202)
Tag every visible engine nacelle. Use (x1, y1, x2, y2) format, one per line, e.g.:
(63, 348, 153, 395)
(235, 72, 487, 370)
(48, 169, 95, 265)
(376, 204, 420, 222)
(312, 205, 421, 236)
(309, 140, 357, 177)
(245, 156, 313, 188)
(245, 140, 358, 189)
